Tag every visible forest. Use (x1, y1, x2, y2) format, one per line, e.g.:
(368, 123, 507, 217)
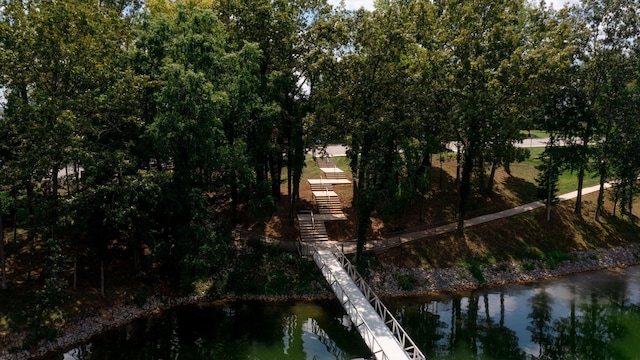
(0, 0, 639, 339)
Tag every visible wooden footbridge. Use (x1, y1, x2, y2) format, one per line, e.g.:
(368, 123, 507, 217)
(298, 156, 426, 360)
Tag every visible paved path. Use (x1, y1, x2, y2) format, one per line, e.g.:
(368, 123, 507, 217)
(333, 182, 611, 254)
(316, 138, 562, 159)
(447, 138, 570, 153)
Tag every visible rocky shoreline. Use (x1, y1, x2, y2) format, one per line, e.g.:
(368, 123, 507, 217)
(2, 245, 639, 360)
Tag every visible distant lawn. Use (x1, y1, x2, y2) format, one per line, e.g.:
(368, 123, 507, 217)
(300, 154, 352, 184)
(510, 147, 600, 195)
(521, 130, 550, 139)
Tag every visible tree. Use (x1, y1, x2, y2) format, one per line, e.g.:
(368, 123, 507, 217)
(0, 0, 135, 295)
(0, 192, 7, 290)
(213, 0, 324, 217)
(571, 0, 640, 220)
(433, 0, 531, 235)
(536, 139, 563, 221)
(311, 2, 428, 262)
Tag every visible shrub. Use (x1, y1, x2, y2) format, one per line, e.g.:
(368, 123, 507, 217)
(464, 261, 485, 284)
(394, 272, 419, 291)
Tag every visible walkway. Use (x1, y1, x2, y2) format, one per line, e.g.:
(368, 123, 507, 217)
(312, 247, 425, 360)
(332, 182, 612, 254)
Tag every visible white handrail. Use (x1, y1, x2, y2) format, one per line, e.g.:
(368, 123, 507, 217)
(311, 246, 427, 360)
(331, 246, 427, 360)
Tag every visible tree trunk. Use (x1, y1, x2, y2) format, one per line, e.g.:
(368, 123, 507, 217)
(65, 165, 70, 194)
(456, 144, 461, 183)
(487, 162, 498, 194)
(574, 163, 585, 217)
(1, 211, 7, 289)
(269, 153, 282, 199)
(595, 168, 606, 222)
(73, 238, 78, 290)
(477, 156, 486, 194)
(457, 149, 474, 235)
(51, 165, 60, 241)
(546, 177, 552, 222)
(26, 231, 35, 281)
(629, 182, 634, 221)
(75, 162, 80, 193)
(574, 137, 589, 217)
(350, 143, 360, 206)
(12, 191, 17, 248)
(100, 259, 105, 299)
(613, 185, 619, 216)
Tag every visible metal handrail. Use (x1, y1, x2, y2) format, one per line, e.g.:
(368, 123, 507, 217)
(312, 248, 392, 360)
(331, 246, 427, 360)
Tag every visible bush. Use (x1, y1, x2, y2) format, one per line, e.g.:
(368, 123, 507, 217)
(464, 261, 485, 284)
(544, 251, 574, 269)
(133, 287, 148, 307)
(394, 272, 419, 291)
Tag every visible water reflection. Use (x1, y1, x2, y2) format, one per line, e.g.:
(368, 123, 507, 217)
(49, 266, 640, 360)
(386, 266, 640, 359)
(51, 301, 370, 360)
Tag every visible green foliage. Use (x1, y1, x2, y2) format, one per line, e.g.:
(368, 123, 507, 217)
(133, 287, 149, 307)
(543, 251, 574, 269)
(394, 272, 419, 291)
(535, 146, 562, 204)
(225, 244, 321, 296)
(464, 261, 485, 284)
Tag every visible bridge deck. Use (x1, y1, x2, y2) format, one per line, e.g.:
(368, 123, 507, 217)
(314, 249, 411, 360)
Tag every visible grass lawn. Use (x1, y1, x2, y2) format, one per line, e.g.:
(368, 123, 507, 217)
(521, 130, 551, 139)
(510, 147, 600, 195)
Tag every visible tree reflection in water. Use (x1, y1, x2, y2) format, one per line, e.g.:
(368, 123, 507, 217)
(386, 266, 640, 360)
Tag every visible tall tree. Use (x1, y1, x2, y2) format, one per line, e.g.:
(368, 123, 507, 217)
(572, 0, 640, 220)
(312, 2, 429, 262)
(433, 0, 531, 235)
(0, 0, 134, 293)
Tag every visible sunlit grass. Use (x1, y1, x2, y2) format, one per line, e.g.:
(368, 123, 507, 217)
(511, 147, 600, 196)
(521, 130, 550, 139)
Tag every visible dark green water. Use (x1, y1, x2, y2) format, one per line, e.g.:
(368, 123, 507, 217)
(52, 266, 640, 359)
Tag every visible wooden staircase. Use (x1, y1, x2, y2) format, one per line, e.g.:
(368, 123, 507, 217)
(316, 156, 336, 168)
(322, 170, 348, 180)
(310, 183, 334, 192)
(297, 213, 329, 242)
(315, 194, 343, 215)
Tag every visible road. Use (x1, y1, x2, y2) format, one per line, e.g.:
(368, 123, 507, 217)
(317, 139, 559, 158)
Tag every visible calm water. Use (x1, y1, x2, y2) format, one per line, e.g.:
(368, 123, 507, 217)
(51, 266, 640, 360)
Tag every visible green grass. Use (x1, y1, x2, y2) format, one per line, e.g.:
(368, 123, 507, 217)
(511, 147, 600, 195)
(300, 154, 352, 183)
(521, 130, 550, 139)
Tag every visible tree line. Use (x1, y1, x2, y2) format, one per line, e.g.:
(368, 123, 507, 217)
(0, 0, 638, 299)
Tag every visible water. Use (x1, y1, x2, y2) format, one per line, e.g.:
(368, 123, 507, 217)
(51, 301, 371, 360)
(386, 266, 640, 359)
(51, 266, 640, 360)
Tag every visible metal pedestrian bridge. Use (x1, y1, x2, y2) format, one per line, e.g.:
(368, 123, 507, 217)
(311, 246, 426, 360)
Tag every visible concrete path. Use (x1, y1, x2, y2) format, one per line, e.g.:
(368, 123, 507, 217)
(447, 138, 570, 153)
(317, 138, 566, 159)
(333, 182, 612, 254)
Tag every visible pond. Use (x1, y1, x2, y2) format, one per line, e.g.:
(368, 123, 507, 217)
(49, 266, 640, 359)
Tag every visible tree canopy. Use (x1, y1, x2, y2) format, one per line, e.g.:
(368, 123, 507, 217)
(0, 0, 639, 316)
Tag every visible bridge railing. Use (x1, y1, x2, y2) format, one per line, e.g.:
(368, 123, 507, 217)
(312, 248, 393, 360)
(331, 246, 427, 360)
